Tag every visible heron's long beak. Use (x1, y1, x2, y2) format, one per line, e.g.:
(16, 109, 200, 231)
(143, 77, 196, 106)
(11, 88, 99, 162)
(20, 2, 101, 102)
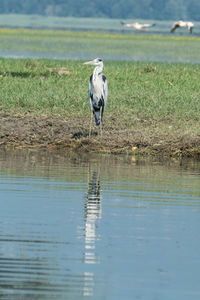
(83, 60, 94, 65)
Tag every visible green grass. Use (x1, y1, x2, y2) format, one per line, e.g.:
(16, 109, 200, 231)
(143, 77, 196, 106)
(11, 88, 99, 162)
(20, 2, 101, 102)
(0, 26, 198, 154)
(0, 57, 199, 155)
(0, 58, 200, 125)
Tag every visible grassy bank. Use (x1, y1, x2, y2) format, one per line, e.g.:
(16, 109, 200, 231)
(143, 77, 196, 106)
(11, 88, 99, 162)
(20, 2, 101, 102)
(0, 58, 199, 156)
(0, 14, 198, 34)
(0, 28, 200, 62)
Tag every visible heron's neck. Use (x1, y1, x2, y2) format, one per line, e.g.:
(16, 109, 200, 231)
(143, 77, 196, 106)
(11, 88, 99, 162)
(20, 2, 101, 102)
(93, 64, 103, 80)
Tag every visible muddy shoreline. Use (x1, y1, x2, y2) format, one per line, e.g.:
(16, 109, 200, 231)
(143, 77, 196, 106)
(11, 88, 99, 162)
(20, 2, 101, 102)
(0, 113, 199, 158)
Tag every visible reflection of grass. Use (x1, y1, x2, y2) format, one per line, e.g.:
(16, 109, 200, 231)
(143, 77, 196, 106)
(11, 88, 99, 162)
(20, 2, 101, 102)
(0, 28, 200, 61)
(1, 149, 200, 188)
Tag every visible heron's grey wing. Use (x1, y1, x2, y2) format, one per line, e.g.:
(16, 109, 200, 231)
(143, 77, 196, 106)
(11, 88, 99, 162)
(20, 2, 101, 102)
(102, 75, 108, 109)
(89, 75, 94, 111)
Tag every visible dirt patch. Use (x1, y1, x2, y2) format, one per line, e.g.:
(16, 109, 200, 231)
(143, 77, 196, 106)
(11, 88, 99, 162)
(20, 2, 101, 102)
(47, 67, 71, 75)
(0, 112, 199, 157)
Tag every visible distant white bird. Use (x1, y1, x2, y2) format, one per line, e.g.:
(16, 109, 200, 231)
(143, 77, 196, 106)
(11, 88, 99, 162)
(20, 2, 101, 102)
(170, 20, 194, 33)
(120, 21, 156, 31)
(83, 58, 108, 137)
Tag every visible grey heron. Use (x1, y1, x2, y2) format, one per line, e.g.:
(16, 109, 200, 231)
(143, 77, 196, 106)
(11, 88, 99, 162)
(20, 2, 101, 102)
(83, 58, 108, 137)
(171, 21, 194, 33)
(120, 21, 156, 31)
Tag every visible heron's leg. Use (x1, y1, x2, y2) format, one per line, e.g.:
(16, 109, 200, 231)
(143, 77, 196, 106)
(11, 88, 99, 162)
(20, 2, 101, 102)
(89, 110, 93, 137)
(99, 107, 102, 138)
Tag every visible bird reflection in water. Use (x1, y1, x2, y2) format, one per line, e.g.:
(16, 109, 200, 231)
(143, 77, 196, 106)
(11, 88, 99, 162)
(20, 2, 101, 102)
(84, 169, 102, 265)
(82, 169, 102, 297)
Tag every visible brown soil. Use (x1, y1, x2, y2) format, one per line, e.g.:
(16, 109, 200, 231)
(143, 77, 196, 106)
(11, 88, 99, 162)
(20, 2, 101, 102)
(0, 112, 199, 157)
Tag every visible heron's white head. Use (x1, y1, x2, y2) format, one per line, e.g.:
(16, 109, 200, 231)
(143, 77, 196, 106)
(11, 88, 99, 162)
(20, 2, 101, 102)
(83, 58, 103, 66)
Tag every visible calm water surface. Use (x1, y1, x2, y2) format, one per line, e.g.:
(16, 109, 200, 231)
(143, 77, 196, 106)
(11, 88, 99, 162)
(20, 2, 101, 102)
(0, 149, 200, 300)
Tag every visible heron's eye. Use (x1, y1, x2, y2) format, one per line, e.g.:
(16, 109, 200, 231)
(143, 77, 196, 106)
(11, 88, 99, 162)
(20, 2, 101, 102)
(98, 59, 102, 62)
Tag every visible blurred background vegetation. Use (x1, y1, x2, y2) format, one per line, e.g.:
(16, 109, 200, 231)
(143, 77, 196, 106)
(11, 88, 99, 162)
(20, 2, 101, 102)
(0, 0, 199, 21)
